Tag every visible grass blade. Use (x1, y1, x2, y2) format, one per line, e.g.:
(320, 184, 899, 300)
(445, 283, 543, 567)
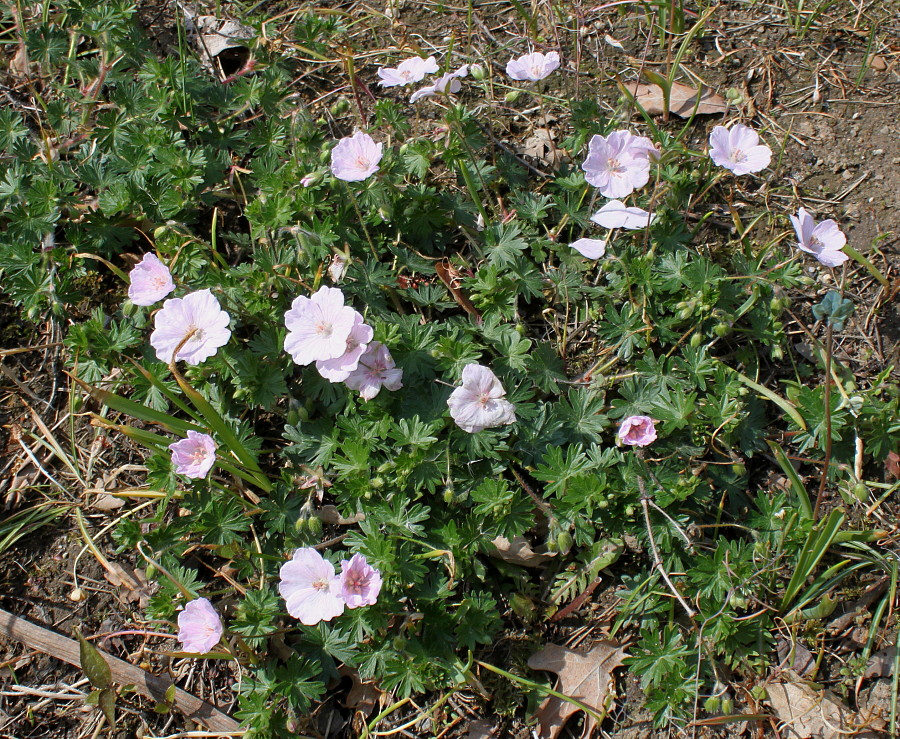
(766, 440, 813, 520)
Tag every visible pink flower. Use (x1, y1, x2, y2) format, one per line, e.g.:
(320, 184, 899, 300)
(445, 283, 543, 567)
(300, 174, 316, 187)
(590, 200, 652, 230)
(570, 238, 607, 259)
(284, 286, 358, 366)
(617, 416, 658, 447)
(344, 341, 403, 401)
(378, 55, 439, 87)
(169, 431, 217, 479)
(447, 364, 517, 434)
(505, 51, 560, 81)
(581, 131, 652, 198)
(410, 65, 469, 103)
(150, 289, 232, 365)
(330, 131, 383, 182)
(626, 134, 661, 162)
(315, 312, 374, 382)
(128, 253, 175, 306)
(177, 597, 223, 653)
(789, 207, 848, 267)
(339, 553, 382, 609)
(708, 124, 771, 175)
(279, 547, 345, 625)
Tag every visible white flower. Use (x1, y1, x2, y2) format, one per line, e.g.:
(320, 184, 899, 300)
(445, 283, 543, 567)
(377, 55, 439, 87)
(330, 132, 383, 182)
(590, 200, 653, 230)
(447, 364, 516, 433)
(708, 124, 771, 175)
(505, 51, 560, 81)
(150, 289, 231, 365)
(128, 253, 175, 306)
(570, 238, 607, 259)
(410, 65, 469, 103)
(284, 286, 357, 366)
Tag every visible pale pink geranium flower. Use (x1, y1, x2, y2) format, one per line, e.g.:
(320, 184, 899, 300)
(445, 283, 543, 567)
(590, 200, 652, 230)
(128, 253, 175, 306)
(410, 65, 469, 103)
(279, 548, 345, 625)
(150, 289, 232, 365)
(581, 131, 653, 198)
(344, 341, 403, 401)
(790, 207, 848, 267)
(339, 554, 382, 609)
(315, 312, 374, 382)
(570, 238, 607, 259)
(506, 51, 560, 81)
(169, 431, 217, 479)
(617, 415, 658, 447)
(378, 55, 439, 87)
(330, 131, 383, 182)
(284, 286, 357, 366)
(177, 597, 223, 653)
(708, 124, 771, 175)
(447, 364, 517, 434)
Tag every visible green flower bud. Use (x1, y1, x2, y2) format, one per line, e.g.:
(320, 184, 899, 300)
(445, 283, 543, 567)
(470, 63, 487, 81)
(505, 90, 521, 103)
(690, 332, 704, 348)
(713, 322, 732, 337)
(852, 483, 868, 502)
(330, 98, 350, 116)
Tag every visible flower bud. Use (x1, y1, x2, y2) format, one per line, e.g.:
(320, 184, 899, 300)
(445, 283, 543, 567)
(505, 90, 521, 103)
(330, 98, 350, 116)
(470, 63, 487, 81)
(713, 322, 732, 338)
(852, 483, 868, 502)
(690, 332, 704, 348)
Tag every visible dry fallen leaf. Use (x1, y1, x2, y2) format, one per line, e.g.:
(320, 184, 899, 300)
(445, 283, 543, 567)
(339, 665, 382, 715)
(863, 646, 895, 679)
(885, 450, 900, 480)
(527, 641, 626, 739)
(316, 505, 365, 526)
(766, 679, 854, 738)
(103, 562, 153, 608)
(521, 128, 563, 167)
(490, 535, 555, 567)
(466, 719, 497, 738)
(624, 81, 727, 118)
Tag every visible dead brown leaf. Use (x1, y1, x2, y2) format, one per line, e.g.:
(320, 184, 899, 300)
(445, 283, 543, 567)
(527, 641, 626, 738)
(766, 679, 854, 738)
(624, 81, 726, 118)
(885, 450, 900, 480)
(489, 535, 555, 568)
(466, 719, 497, 738)
(339, 665, 383, 717)
(316, 505, 364, 526)
(522, 128, 563, 167)
(103, 562, 153, 608)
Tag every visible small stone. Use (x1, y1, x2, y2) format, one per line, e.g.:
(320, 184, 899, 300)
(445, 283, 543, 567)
(868, 54, 888, 71)
(842, 169, 853, 180)
(872, 149, 884, 155)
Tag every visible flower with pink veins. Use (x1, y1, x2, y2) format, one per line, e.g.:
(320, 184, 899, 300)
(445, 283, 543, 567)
(377, 55, 439, 87)
(169, 431, 217, 479)
(581, 131, 652, 198)
(177, 597, 223, 653)
(708, 124, 771, 175)
(330, 131, 383, 182)
(344, 342, 403, 401)
(410, 65, 469, 103)
(447, 363, 517, 434)
(279, 548, 345, 625)
(339, 554, 382, 609)
(128, 253, 175, 306)
(505, 51, 560, 81)
(789, 207, 848, 267)
(150, 289, 231, 365)
(569, 238, 607, 259)
(284, 286, 358, 366)
(590, 200, 652, 230)
(617, 415, 658, 447)
(315, 312, 374, 382)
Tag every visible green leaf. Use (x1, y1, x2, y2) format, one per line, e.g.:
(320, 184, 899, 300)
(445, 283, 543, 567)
(98, 687, 116, 725)
(76, 629, 112, 690)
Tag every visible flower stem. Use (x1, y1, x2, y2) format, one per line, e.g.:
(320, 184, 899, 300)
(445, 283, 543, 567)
(813, 324, 834, 520)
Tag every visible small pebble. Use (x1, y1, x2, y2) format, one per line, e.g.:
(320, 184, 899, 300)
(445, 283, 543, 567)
(872, 149, 884, 155)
